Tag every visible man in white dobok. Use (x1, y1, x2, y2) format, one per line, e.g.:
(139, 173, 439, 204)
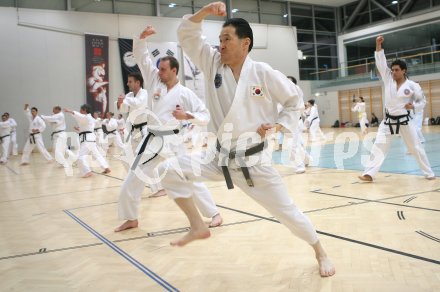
(116, 72, 149, 146)
(102, 111, 125, 155)
(4, 113, 18, 156)
(21, 104, 53, 165)
(41, 106, 70, 166)
(158, 2, 335, 277)
(0, 114, 11, 164)
(114, 25, 223, 232)
(64, 104, 111, 178)
(359, 36, 435, 182)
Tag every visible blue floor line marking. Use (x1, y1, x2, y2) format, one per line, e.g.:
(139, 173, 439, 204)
(64, 210, 179, 292)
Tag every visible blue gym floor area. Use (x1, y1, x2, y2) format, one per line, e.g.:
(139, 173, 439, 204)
(273, 132, 440, 177)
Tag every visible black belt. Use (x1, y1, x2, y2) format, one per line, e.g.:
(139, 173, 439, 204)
(106, 129, 117, 135)
(94, 127, 102, 132)
(29, 132, 40, 144)
(51, 129, 65, 139)
(126, 121, 148, 142)
(384, 110, 411, 135)
(132, 121, 148, 131)
(131, 127, 179, 170)
(79, 131, 94, 143)
(309, 117, 318, 127)
(216, 141, 266, 190)
(0, 134, 10, 144)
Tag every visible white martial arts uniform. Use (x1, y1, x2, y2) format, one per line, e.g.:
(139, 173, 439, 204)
(102, 117, 125, 154)
(362, 50, 434, 179)
(93, 118, 105, 150)
(8, 118, 18, 156)
(289, 85, 311, 173)
(115, 37, 219, 221)
(305, 105, 325, 141)
(352, 102, 369, 135)
(159, 16, 319, 245)
(0, 121, 11, 163)
(70, 111, 109, 176)
(21, 109, 53, 164)
(412, 94, 426, 143)
(41, 112, 69, 165)
(117, 117, 125, 137)
(118, 88, 149, 143)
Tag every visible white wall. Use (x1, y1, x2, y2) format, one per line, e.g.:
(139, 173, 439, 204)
(299, 81, 338, 127)
(0, 7, 299, 149)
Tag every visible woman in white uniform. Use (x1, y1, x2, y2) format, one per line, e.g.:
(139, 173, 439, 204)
(351, 96, 369, 136)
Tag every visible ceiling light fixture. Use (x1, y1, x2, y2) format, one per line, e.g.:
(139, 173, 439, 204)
(283, 14, 288, 18)
(169, 3, 176, 8)
(391, 0, 398, 4)
(231, 8, 238, 13)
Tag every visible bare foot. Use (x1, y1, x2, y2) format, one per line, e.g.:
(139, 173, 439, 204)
(148, 189, 167, 198)
(20, 162, 29, 166)
(317, 256, 336, 277)
(358, 174, 373, 182)
(426, 176, 436, 180)
(102, 168, 111, 174)
(82, 172, 93, 178)
(114, 220, 138, 232)
(208, 213, 223, 228)
(170, 228, 210, 247)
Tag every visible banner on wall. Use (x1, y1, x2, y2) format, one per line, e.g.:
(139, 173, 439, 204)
(118, 38, 179, 94)
(118, 38, 141, 94)
(85, 34, 109, 117)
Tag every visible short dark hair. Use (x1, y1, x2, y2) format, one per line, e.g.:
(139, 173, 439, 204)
(223, 18, 253, 52)
(107, 112, 114, 117)
(128, 72, 144, 88)
(81, 104, 92, 114)
(308, 99, 315, 106)
(359, 96, 364, 102)
(31, 107, 38, 112)
(54, 106, 61, 111)
(4, 112, 9, 116)
(160, 56, 180, 74)
(287, 76, 297, 84)
(391, 59, 407, 71)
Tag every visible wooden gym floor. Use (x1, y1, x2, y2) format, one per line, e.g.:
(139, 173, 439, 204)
(0, 127, 439, 291)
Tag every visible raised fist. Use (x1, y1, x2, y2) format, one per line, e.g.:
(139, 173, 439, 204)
(140, 25, 156, 39)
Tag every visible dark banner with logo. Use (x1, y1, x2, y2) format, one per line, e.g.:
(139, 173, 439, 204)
(85, 34, 109, 117)
(118, 38, 140, 94)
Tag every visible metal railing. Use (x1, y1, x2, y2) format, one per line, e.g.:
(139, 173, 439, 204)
(311, 49, 440, 89)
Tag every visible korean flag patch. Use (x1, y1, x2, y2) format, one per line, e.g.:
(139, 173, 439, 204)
(251, 85, 264, 97)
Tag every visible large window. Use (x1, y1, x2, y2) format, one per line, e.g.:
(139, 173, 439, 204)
(292, 4, 337, 80)
(345, 22, 440, 68)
